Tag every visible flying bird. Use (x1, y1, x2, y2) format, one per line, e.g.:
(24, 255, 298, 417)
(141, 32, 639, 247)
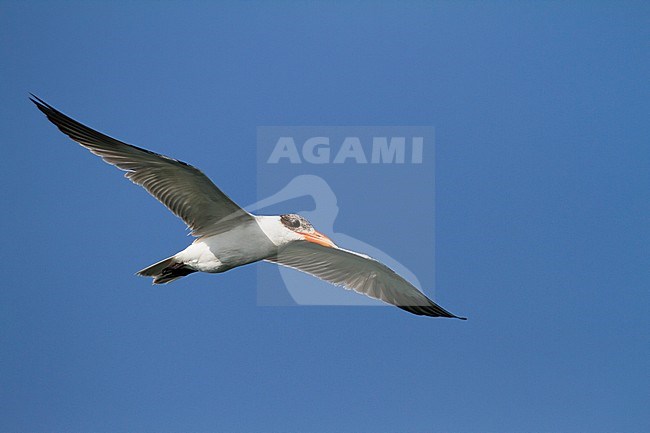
(31, 95, 466, 319)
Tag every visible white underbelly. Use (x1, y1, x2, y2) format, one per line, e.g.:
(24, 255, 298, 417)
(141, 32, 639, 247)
(175, 221, 278, 273)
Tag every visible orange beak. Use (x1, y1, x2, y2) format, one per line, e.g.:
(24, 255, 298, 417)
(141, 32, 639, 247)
(302, 230, 337, 248)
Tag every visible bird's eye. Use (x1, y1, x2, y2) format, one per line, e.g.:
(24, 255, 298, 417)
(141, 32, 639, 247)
(281, 214, 302, 229)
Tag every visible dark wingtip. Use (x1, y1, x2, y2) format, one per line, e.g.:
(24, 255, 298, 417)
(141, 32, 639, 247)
(397, 303, 467, 320)
(29, 92, 42, 104)
(29, 93, 50, 113)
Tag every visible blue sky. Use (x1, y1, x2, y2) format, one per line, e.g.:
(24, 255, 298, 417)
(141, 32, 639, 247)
(1, 1, 648, 432)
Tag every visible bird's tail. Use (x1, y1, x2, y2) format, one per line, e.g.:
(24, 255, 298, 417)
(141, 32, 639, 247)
(137, 256, 196, 284)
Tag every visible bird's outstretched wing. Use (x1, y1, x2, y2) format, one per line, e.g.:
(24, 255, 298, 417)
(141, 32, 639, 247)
(266, 241, 466, 319)
(31, 95, 252, 236)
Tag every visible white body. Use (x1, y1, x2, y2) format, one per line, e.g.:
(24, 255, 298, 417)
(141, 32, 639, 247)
(174, 216, 298, 273)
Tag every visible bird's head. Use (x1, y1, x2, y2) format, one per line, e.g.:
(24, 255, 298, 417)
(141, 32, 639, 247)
(280, 213, 336, 248)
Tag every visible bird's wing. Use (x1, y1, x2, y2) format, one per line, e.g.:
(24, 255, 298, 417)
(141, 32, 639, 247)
(31, 95, 253, 237)
(266, 241, 466, 319)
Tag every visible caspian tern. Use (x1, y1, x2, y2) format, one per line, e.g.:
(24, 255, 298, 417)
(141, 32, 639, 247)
(31, 95, 466, 319)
